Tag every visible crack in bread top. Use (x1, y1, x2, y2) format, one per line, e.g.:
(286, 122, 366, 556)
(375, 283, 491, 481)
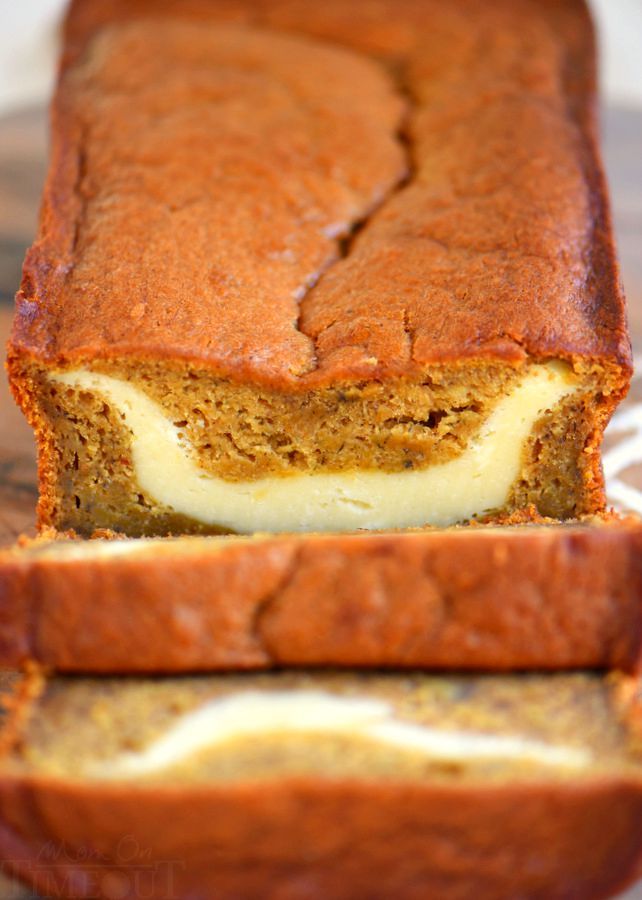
(13, 22, 407, 383)
(11, 0, 631, 389)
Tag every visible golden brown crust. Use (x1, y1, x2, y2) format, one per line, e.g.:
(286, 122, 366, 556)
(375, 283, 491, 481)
(1, 775, 642, 898)
(9, 0, 632, 387)
(1, 518, 641, 673)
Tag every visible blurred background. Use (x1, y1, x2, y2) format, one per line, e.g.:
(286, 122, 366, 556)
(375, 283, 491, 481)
(0, 1, 640, 898)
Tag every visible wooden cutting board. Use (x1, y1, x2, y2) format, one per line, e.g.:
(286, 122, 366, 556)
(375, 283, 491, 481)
(0, 105, 641, 900)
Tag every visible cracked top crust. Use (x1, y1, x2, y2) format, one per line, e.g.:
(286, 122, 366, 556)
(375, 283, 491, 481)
(10, 0, 631, 388)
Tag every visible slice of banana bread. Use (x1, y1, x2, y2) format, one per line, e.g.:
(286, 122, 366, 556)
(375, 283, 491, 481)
(1, 515, 641, 673)
(8, 0, 631, 537)
(1, 671, 642, 899)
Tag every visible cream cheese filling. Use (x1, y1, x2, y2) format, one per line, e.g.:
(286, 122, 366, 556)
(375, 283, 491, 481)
(52, 362, 577, 533)
(87, 689, 590, 779)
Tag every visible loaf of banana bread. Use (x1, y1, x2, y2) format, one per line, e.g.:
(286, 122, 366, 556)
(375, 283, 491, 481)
(1, 516, 641, 673)
(1, 670, 642, 899)
(8, 0, 631, 537)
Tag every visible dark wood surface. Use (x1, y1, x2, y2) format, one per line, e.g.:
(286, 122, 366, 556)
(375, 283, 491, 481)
(0, 104, 641, 899)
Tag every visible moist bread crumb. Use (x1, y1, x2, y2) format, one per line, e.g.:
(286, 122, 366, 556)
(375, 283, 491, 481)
(7, 672, 641, 782)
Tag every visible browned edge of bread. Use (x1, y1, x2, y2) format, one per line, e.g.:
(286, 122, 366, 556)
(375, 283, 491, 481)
(1, 517, 640, 674)
(1, 775, 642, 900)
